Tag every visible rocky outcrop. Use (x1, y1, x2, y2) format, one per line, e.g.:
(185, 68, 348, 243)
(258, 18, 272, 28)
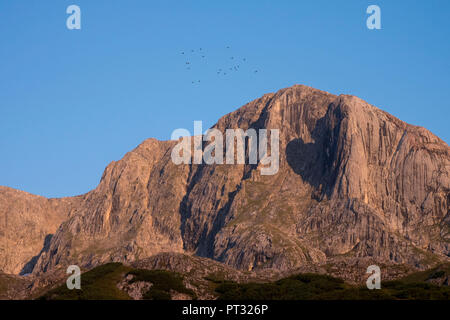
(0, 84, 448, 278)
(117, 274, 153, 300)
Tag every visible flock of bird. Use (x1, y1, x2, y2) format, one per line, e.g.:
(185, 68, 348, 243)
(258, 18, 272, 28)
(181, 46, 259, 84)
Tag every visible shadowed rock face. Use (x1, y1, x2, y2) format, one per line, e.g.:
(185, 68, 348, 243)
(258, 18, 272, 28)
(1, 84, 449, 276)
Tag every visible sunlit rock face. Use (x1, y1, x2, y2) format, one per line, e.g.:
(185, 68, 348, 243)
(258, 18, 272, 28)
(1, 84, 448, 277)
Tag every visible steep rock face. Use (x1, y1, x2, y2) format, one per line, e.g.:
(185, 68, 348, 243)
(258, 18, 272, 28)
(181, 86, 338, 270)
(313, 96, 450, 261)
(33, 139, 189, 274)
(0, 187, 78, 274)
(1, 84, 448, 276)
(180, 86, 449, 270)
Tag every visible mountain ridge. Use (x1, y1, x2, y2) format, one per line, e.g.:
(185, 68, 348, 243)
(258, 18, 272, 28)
(0, 84, 448, 278)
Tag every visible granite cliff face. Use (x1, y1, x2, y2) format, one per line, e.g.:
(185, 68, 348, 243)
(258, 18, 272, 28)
(1, 85, 449, 277)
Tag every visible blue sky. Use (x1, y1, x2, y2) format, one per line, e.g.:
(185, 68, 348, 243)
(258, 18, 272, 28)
(0, 0, 449, 198)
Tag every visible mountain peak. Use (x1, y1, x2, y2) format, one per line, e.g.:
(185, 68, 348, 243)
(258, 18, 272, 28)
(0, 85, 448, 277)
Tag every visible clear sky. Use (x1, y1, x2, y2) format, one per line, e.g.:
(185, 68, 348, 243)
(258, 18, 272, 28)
(0, 0, 449, 198)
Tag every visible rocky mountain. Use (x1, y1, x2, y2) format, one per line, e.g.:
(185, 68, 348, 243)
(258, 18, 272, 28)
(1, 84, 449, 280)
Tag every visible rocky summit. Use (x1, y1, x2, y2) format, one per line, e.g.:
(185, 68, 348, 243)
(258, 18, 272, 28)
(1, 84, 449, 282)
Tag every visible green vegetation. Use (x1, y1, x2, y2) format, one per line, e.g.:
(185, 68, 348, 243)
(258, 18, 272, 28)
(39, 263, 195, 300)
(214, 271, 450, 300)
(39, 263, 131, 300)
(400, 263, 450, 283)
(381, 280, 450, 300)
(204, 271, 229, 284)
(215, 273, 373, 300)
(37, 262, 450, 300)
